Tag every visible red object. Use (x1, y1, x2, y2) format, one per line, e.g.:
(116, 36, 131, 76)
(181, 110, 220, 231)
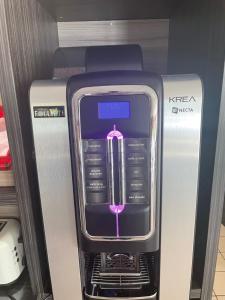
(0, 106, 4, 118)
(0, 106, 12, 171)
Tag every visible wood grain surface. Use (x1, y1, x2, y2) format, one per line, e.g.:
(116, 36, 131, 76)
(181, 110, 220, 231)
(38, 0, 173, 22)
(0, 186, 17, 206)
(0, 204, 19, 218)
(58, 19, 169, 73)
(0, 0, 58, 296)
(0, 171, 14, 187)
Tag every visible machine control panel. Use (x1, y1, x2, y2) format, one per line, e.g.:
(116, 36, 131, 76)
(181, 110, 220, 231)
(72, 91, 157, 240)
(82, 137, 150, 206)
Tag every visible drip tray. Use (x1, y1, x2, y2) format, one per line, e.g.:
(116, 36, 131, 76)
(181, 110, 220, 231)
(85, 253, 157, 299)
(85, 292, 157, 300)
(93, 254, 149, 289)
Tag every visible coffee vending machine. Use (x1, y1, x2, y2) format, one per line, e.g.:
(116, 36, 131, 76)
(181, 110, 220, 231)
(30, 45, 203, 300)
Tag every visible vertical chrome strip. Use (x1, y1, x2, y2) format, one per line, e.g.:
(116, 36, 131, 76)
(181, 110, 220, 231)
(160, 75, 203, 300)
(107, 139, 115, 206)
(30, 80, 82, 300)
(118, 139, 126, 205)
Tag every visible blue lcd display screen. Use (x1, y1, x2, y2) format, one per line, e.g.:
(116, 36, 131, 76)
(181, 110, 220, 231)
(98, 102, 130, 119)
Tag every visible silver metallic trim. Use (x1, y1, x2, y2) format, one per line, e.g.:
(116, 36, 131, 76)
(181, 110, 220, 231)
(71, 85, 159, 242)
(30, 80, 83, 300)
(107, 137, 126, 206)
(84, 292, 157, 300)
(160, 75, 203, 300)
(107, 138, 115, 206)
(118, 139, 126, 205)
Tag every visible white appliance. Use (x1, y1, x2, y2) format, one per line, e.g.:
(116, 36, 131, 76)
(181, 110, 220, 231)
(0, 219, 25, 285)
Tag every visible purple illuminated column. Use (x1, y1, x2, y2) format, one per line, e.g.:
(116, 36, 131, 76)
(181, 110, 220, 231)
(107, 125, 125, 238)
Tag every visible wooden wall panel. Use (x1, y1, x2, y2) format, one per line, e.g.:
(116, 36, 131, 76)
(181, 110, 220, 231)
(58, 19, 169, 74)
(0, 171, 14, 187)
(0, 204, 19, 219)
(38, 0, 174, 21)
(0, 0, 58, 297)
(0, 187, 18, 219)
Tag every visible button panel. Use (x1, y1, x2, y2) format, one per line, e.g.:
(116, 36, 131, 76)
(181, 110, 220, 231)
(126, 138, 149, 204)
(83, 140, 108, 204)
(82, 138, 150, 205)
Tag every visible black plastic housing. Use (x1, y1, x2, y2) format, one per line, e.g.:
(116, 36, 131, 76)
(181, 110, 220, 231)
(67, 70, 162, 253)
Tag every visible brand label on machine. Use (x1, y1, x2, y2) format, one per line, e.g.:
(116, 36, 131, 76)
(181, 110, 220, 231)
(33, 106, 65, 118)
(172, 107, 194, 114)
(168, 96, 197, 114)
(169, 96, 196, 103)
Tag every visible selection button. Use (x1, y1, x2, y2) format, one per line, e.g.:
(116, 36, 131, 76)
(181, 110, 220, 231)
(83, 140, 106, 153)
(86, 167, 105, 179)
(127, 153, 146, 165)
(86, 192, 107, 204)
(84, 154, 105, 166)
(128, 192, 147, 203)
(127, 166, 145, 179)
(126, 138, 148, 152)
(86, 180, 106, 192)
(128, 180, 145, 191)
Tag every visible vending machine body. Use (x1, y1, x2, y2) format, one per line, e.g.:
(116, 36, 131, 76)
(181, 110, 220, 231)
(30, 46, 203, 300)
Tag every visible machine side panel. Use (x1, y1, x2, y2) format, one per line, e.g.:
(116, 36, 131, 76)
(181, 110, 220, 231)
(30, 80, 82, 300)
(160, 75, 203, 300)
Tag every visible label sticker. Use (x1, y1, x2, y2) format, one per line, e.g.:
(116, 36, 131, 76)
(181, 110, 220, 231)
(33, 106, 65, 118)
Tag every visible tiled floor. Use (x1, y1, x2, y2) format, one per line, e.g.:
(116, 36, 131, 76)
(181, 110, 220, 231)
(212, 224, 225, 299)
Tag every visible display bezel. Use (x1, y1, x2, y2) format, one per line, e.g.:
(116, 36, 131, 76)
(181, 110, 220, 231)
(71, 85, 159, 242)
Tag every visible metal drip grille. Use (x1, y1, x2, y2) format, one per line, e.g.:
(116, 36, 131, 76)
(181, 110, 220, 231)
(91, 254, 150, 289)
(101, 253, 139, 274)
